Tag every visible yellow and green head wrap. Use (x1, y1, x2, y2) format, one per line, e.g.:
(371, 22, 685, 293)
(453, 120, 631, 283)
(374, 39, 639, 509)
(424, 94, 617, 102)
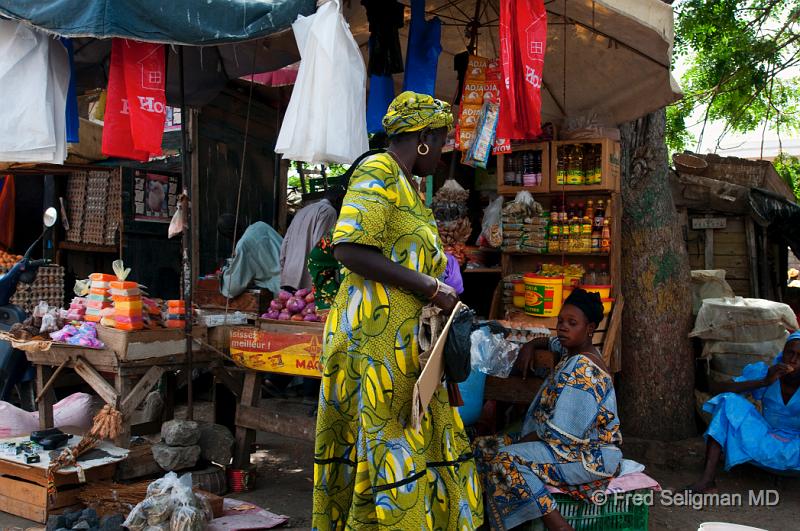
(382, 91, 454, 137)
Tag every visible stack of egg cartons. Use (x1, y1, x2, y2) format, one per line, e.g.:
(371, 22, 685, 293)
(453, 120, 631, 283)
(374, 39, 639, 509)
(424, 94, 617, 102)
(110, 281, 143, 331)
(166, 300, 186, 329)
(86, 273, 114, 322)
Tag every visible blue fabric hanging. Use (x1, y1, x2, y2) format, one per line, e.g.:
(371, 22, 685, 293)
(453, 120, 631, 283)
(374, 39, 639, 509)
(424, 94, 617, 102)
(61, 38, 79, 143)
(366, 36, 396, 134)
(402, 0, 442, 96)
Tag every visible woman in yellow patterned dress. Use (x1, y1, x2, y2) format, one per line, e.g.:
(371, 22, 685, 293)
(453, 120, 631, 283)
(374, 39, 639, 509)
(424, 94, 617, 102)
(312, 92, 483, 530)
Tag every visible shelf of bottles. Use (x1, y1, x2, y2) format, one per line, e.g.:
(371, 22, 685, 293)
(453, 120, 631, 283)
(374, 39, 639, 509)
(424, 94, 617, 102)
(496, 142, 550, 194)
(550, 138, 621, 193)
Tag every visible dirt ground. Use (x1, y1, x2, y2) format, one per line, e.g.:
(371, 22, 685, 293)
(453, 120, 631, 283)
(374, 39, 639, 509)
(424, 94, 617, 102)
(0, 432, 797, 530)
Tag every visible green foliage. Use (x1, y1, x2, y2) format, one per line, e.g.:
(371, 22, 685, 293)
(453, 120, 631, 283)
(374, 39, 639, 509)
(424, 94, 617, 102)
(669, 0, 800, 152)
(287, 162, 350, 193)
(774, 152, 800, 200)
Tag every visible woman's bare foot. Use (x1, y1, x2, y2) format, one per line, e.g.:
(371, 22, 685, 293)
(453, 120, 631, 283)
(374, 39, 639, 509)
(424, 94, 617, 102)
(686, 480, 718, 494)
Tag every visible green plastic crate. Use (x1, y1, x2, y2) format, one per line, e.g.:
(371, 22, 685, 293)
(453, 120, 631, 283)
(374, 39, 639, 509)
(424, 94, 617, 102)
(521, 489, 650, 531)
(554, 490, 649, 531)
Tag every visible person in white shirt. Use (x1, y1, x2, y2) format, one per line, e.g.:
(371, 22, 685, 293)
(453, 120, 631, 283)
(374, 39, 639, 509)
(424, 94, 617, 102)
(279, 188, 344, 292)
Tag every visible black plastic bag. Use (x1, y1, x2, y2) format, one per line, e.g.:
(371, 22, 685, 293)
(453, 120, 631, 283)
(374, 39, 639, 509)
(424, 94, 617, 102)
(444, 305, 475, 383)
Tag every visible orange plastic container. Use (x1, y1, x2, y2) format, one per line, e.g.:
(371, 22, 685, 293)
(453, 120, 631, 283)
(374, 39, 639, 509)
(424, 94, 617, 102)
(89, 287, 109, 296)
(116, 322, 144, 331)
(110, 281, 138, 290)
(89, 273, 116, 282)
(112, 295, 142, 302)
(167, 300, 186, 309)
(114, 300, 143, 311)
(166, 320, 186, 328)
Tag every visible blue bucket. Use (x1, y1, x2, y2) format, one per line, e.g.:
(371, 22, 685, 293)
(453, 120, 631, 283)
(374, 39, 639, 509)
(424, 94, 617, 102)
(457, 370, 486, 426)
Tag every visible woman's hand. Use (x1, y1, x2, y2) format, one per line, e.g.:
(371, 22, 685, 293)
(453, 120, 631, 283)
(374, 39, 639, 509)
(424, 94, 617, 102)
(518, 432, 541, 443)
(430, 280, 459, 314)
(515, 341, 537, 379)
(764, 363, 794, 385)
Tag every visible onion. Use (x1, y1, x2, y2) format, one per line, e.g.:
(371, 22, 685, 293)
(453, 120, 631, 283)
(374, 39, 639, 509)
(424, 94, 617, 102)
(303, 314, 319, 322)
(269, 299, 284, 311)
(278, 290, 293, 302)
(290, 313, 305, 321)
(264, 310, 280, 320)
(295, 288, 311, 298)
(278, 311, 291, 320)
(302, 305, 316, 316)
(286, 297, 306, 314)
(304, 292, 316, 304)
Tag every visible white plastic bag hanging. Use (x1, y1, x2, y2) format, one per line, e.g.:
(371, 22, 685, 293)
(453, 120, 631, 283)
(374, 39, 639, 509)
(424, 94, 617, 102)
(275, 0, 368, 165)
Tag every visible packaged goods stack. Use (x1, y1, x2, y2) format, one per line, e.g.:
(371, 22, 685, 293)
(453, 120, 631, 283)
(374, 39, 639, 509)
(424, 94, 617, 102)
(143, 297, 163, 328)
(501, 193, 546, 253)
(83, 171, 109, 245)
(111, 281, 143, 331)
(65, 171, 88, 243)
(9, 265, 65, 313)
(432, 180, 472, 264)
(66, 296, 87, 321)
(104, 171, 122, 246)
(166, 300, 186, 329)
(85, 273, 114, 322)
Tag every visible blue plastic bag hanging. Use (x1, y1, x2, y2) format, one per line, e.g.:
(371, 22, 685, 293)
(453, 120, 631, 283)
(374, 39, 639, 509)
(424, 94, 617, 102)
(61, 38, 79, 144)
(402, 0, 442, 96)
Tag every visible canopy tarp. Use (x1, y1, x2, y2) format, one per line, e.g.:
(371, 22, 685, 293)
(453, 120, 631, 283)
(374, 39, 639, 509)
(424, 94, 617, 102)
(346, 0, 682, 126)
(0, 0, 314, 45)
(749, 188, 800, 260)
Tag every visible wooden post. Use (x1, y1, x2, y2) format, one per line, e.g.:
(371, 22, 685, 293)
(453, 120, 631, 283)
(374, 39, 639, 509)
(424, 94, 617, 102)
(745, 217, 760, 298)
(36, 365, 55, 430)
(233, 371, 261, 468)
(704, 228, 715, 269)
(115, 373, 133, 448)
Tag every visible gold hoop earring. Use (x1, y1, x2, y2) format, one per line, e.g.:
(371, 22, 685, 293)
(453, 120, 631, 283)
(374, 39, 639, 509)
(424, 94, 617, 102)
(417, 143, 430, 156)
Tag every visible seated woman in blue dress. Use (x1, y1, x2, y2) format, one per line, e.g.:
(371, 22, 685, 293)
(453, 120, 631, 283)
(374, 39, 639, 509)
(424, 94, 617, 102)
(689, 330, 800, 493)
(474, 289, 622, 531)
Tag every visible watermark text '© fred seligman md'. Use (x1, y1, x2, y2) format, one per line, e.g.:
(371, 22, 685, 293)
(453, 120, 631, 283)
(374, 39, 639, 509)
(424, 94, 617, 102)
(590, 490, 780, 510)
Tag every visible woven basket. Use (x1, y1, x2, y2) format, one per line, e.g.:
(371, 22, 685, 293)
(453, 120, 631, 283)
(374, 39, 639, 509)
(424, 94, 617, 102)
(673, 153, 708, 175)
(192, 464, 227, 495)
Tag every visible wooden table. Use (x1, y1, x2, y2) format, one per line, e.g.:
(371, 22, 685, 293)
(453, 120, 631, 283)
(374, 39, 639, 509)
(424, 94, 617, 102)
(228, 320, 324, 467)
(24, 325, 217, 448)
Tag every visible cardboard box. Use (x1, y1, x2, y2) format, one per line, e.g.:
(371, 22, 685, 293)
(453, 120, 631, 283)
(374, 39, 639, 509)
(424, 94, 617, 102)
(229, 324, 323, 378)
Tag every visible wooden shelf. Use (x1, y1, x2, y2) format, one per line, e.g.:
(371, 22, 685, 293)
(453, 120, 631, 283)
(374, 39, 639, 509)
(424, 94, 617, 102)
(504, 251, 610, 257)
(59, 241, 117, 254)
(463, 267, 502, 274)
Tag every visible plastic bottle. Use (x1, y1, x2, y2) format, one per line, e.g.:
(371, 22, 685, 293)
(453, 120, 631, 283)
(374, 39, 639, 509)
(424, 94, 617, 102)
(591, 221, 602, 253)
(593, 199, 605, 231)
(557, 146, 567, 185)
(593, 143, 603, 184)
(567, 145, 584, 185)
(586, 262, 597, 285)
(585, 200, 594, 223)
(549, 209, 560, 253)
(601, 219, 611, 253)
(504, 154, 516, 185)
(570, 216, 581, 252)
(598, 263, 610, 285)
(581, 215, 592, 253)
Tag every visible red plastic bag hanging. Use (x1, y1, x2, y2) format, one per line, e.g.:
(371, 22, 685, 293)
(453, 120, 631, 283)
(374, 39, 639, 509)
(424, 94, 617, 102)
(498, 0, 546, 140)
(102, 39, 166, 161)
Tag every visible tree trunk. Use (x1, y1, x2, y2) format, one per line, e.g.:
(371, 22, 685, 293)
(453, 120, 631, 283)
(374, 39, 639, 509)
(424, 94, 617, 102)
(618, 109, 696, 440)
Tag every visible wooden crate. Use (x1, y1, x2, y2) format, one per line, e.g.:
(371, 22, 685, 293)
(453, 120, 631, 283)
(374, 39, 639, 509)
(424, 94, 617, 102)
(0, 475, 84, 523)
(496, 142, 551, 195)
(549, 138, 621, 193)
(0, 458, 116, 523)
(95, 325, 208, 361)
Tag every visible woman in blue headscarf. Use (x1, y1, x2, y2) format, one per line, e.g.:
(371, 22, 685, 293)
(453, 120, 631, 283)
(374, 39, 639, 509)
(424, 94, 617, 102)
(689, 331, 800, 492)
